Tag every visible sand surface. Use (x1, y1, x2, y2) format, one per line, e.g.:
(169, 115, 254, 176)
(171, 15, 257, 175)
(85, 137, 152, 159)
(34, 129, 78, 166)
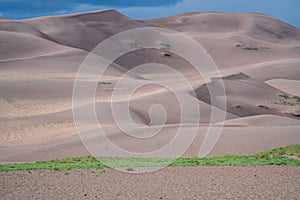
(266, 79, 300, 97)
(1, 166, 300, 199)
(0, 10, 300, 162)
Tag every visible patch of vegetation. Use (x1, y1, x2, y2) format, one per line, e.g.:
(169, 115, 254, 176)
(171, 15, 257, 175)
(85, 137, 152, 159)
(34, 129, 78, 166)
(163, 53, 172, 57)
(125, 167, 134, 171)
(243, 46, 258, 51)
(128, 42, 143, 49)
(98, 81, 112, 85)
(0, 156, 107, 172)
(279, 94, 289, 99)
(258, 105, 269, 109)
(158, 43, 170, 50)
(235, 44, 270, 51)
(0, 145, 299, 172)
(272, 100, 295, 106)
(293, 96, 300, 102)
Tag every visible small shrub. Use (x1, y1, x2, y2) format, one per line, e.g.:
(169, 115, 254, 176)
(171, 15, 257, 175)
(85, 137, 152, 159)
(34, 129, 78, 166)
(279, 94, 289, 99)
(272, 100, 295, 106)
(159, 43, 170, 50)
(243, 47, 258, 51)
(236, 44, 270, 51)
(125, 167, 134, 171)
(129, 42, 143, 49)
(98, 82, 111, 85)
(258, 105, 269, 109)
(293, 96, 300, 102)
(181, 18, 189, 23)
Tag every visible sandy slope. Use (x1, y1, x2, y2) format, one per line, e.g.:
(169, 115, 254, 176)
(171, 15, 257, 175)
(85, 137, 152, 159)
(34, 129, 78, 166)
(0, 10, 300, 162)
(266, 79, 300, 96)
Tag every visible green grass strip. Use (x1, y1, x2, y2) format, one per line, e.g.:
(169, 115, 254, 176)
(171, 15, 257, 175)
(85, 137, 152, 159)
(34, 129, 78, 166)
(0, 145, 299, 172)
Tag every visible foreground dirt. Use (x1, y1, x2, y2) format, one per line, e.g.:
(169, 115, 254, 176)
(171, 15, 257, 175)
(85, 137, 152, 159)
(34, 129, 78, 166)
(1, 166, 299, 200)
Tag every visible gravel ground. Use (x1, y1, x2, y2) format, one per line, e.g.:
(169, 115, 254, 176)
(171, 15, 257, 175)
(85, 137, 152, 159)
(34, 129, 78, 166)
(1, 166, 300, 200)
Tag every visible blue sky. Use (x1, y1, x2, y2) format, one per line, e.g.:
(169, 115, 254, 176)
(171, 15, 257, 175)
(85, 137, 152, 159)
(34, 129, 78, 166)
(0, 0, 299, 27)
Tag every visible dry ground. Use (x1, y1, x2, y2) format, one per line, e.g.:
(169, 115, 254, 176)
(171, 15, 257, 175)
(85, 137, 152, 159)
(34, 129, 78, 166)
(1, 166, 300, 200)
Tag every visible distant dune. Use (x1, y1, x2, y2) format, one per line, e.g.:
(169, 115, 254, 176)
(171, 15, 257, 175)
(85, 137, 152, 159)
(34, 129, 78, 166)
(0, 10, 299, 162)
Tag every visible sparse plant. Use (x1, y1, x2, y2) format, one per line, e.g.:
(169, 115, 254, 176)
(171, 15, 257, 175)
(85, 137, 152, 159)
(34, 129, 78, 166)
(235, 44, 270, 51)
(293, 96, 300, 102)
(272, 100, 295, 106)
(159, 43, 170, 50)
(243, 46, 258, 51)
(260, 47, 271, 50)
(128, 42, 143, 49)
(279, 94, 289, 99)
(258, 105, 269, 109)
(98, 81, 111, 85)
(125, 167, 134, 171)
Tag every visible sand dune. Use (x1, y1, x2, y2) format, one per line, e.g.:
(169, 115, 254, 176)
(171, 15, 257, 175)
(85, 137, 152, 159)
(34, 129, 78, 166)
(0, 123, 299, 162)
(195, 73, 300, 117)
(23, 10, 145, 51)
(222, 114, 300, 127)
(244, 58, 300, 81)
(266, 79, 300, 96)
(0, 10, 299, 162)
